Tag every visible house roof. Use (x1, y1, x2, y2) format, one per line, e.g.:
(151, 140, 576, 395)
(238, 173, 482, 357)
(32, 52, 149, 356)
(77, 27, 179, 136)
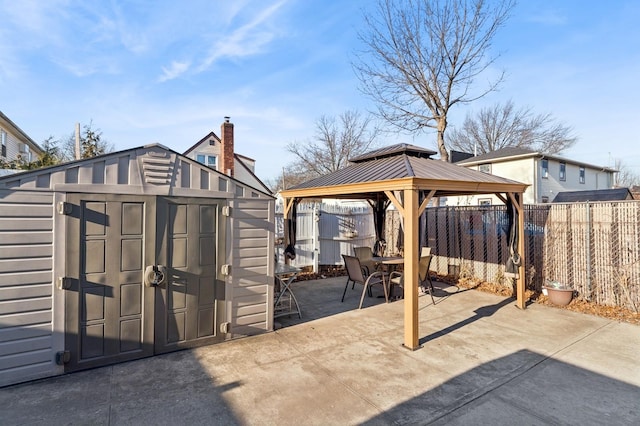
(552, 188, 633, 203)
(455, 146, 616, 172)
(183, 131, 219, 156)
(287, 143, 527, 198)
(234, 155, 271, 194)
(0, 110, 44, 155)
(183, 131, 256, 163)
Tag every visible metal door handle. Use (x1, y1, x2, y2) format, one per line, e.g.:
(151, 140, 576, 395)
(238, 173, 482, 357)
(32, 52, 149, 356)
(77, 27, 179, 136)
(144, 265, 167, 287)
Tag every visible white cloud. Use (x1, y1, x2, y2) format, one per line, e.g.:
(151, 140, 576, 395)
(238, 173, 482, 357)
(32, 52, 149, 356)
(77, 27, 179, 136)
(196, 1, 287, 72)
(158, 61, 191, 82)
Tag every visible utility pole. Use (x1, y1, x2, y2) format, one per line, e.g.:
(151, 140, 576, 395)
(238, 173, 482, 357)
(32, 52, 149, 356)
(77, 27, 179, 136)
(75, 123, 81, 160)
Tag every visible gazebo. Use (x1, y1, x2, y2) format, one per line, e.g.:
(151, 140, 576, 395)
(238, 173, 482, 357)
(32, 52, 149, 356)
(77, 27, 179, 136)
(280, 144, 529, 350)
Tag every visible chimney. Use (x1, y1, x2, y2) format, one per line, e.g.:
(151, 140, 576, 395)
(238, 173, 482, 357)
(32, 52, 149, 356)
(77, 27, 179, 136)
(220, 116, 234, 177)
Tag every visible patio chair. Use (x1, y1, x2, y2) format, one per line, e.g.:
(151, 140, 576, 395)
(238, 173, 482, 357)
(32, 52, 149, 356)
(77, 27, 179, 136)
(387, 255, 436, 304)
(419, 255, 436, 304)
(342, 254, 388, 309)
(353, 246, 379, 276)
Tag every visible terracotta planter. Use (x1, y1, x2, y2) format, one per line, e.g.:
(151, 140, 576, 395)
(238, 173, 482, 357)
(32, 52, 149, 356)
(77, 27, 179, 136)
(545, 286, 574, 306)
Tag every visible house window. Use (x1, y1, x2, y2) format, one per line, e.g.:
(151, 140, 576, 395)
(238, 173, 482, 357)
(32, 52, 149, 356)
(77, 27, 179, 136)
(1, 130, 6, 157)
(19, 143, 31, 162)
(541, 196, 549, 203)
(559, 162, 566, 181)
(541, 159, 549, 179)
(478, 163, 491, 174)
(579, 166, 585, 184)
(478, 198, 491, 206)
(195, 154, 217, 170)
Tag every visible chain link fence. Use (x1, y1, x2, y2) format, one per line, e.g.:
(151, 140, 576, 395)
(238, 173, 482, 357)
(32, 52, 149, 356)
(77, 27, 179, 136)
(277, 200, 640, 311)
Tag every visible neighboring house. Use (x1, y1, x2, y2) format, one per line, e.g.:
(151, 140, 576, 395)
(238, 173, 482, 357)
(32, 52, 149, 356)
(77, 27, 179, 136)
(183, 117, 271, 194)
(0, 110, 44, 164)
(448, 147, 617, 205)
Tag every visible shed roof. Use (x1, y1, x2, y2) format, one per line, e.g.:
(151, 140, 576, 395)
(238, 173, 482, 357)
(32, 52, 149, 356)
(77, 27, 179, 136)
(0, 143, 273, 199)
(552, 188, 633, 203)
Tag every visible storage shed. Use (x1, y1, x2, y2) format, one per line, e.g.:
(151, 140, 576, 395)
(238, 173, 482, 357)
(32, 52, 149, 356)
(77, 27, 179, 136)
(0, 144, 275, 387)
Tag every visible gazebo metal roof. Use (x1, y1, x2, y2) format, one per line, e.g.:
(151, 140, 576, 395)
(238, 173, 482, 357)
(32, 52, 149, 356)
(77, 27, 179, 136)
(280, 143, 529, 351)
(288, 143, 526, 198)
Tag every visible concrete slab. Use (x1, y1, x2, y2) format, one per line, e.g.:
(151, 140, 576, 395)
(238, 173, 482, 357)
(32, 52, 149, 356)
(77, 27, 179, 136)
(1, 276, 638, 425)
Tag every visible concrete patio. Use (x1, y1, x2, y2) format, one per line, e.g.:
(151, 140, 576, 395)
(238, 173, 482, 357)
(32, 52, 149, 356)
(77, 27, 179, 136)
(1, 276, 638, 425)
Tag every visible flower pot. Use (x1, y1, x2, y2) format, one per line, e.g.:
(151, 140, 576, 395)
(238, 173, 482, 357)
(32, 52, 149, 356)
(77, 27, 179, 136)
(545, 286, 574, 306)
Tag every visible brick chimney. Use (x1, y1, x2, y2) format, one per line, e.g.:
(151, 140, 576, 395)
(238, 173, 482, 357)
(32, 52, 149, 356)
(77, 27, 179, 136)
(220, 116, 234, 177)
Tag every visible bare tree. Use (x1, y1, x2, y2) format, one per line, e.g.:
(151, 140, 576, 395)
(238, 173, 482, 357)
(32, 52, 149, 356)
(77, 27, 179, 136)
(266, 164, 318, 193)
(285, 110, 380, 183)
(448, 100, 578, 155)
(614, 159, 640, 188)
(354, 0, 515, 162)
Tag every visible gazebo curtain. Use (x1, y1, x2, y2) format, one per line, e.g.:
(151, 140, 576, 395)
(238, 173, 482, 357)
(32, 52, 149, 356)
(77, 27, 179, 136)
(371, 198, 390, 257)
(284, 200, 298, 260)
(505, 197, 521, 278)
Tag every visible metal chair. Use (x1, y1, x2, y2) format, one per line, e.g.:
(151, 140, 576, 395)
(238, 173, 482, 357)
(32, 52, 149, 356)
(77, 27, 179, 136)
(342, 254, 388, 309)
(419, 255, 436, 304)
(387, 255, 436, 304)
(353, 246, 378, 276)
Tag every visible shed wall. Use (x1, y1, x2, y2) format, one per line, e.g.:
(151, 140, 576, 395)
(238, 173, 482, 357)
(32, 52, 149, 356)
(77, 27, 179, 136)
(229, 199, 275, 336)
(0, 190, 60, 386)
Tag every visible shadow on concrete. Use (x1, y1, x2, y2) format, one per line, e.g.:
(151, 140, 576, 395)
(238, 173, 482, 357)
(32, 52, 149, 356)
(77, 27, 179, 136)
(362, 349, 640, 425)
(0, 347, 243, 425)
(419, 297, 514, 345)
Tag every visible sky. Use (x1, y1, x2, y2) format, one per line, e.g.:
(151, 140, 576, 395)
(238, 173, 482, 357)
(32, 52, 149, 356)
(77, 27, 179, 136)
(1, 0, 639, 183)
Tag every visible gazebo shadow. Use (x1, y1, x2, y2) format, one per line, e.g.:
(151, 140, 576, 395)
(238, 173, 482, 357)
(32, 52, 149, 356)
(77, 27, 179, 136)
(419, 297, 514, 345)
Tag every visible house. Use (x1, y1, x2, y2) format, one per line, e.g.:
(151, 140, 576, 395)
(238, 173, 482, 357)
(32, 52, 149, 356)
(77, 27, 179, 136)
(0, 110, 44, 164)
(448, 147, 617, 205)
(0, 144, 275, 387)
(183, 117, 271, 194)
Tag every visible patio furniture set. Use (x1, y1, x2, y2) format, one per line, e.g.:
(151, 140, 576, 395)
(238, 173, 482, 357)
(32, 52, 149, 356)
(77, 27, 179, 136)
(274, 245, 437, 320)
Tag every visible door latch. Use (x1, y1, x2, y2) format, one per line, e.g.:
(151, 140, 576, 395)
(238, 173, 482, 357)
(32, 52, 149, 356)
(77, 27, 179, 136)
(144, 265, 167, 287)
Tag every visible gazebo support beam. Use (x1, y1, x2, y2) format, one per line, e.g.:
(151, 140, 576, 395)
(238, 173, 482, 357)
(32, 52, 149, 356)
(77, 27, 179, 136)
(507, 192, 527, 309)
(403, 188, 420, 350)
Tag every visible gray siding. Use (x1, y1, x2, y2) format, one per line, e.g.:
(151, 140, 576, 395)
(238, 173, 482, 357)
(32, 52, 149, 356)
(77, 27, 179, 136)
(0, 190, 58, 387)
(229, 199, 275, 336)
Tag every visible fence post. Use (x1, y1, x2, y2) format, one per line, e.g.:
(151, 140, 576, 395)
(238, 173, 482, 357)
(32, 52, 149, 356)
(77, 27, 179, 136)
(313, 202, 320, 273)
(586, 201, 591, 299)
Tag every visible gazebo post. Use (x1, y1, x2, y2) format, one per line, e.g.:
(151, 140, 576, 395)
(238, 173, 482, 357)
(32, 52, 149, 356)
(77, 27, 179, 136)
(403, 188, 420, 350)
(515, 192, 526, 309)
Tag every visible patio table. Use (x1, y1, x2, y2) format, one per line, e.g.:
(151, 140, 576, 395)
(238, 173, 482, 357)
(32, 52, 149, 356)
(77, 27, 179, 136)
(372, 256, 404, 299)
(274, 263, 302, 319)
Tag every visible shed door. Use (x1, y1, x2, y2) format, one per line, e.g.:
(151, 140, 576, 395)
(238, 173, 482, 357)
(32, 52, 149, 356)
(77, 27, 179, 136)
(154, 198, 226, 354)
(64, 194, 156, 371)
(64, 195, 226, 372)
